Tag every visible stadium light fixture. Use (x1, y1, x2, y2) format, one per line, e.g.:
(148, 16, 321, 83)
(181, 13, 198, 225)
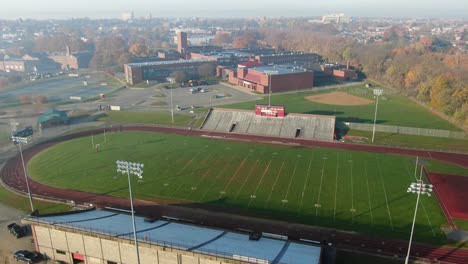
(264, 70, 278, 106)
(404, 165, 432, 264)
(116, 160, 144, 264)
(372, 89, 383, 143)
(167, 77, 175, 123)
(11, 136, 34, 212)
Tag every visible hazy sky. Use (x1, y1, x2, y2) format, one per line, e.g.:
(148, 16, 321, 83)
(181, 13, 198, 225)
(1, 0, 467, 19)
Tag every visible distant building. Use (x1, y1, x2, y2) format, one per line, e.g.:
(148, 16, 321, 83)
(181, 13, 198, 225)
(253, 52, 320, 65)
(124, 59, 218, 84)
(0, 46, 92, 73)
(48, 46, 93, 70)
(37, 109, 69, 129)
(121, 11, 134, 21)
(176, 31, 188, 53)
(321, 14, 351, 24)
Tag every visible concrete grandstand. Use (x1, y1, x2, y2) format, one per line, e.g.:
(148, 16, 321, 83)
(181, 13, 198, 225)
(201, 108, 336, 141)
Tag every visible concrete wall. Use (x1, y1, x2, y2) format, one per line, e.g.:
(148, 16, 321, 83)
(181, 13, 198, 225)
(31, 224, 238, 264)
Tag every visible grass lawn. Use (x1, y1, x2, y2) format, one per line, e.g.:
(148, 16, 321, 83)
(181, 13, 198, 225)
(151, 101, 168, 106)
(346, 130, 468, 153)
(27, 131, 468, 244)
(0, 131, 10, 143)
(96, 111, 194, 126)
(220, 84, 460, 131)
(453, 219, 468, 231)
(336, 250, 401, 264)
(0, 185, 72, 214)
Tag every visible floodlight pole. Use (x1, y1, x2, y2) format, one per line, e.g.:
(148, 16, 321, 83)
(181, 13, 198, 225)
(116, 161, 144, 264)
(372, 89, 383, 143)
(12, 137, 34, 212)
(167, 77, 175, 123)
(264, 71, 278, 106)
(126, 166, 139, 264)
(405, 165, 432, 264)
(268, 73, 271, 106)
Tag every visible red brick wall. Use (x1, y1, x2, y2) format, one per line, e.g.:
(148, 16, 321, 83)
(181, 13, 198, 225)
(270, 72, 314, 93)
(235, 68, 314, 93)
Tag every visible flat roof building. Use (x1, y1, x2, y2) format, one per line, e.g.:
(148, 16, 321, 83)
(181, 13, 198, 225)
(223, 65, 314, 94)
(23, 209, 322, 264)
(124, 59, 218, 85)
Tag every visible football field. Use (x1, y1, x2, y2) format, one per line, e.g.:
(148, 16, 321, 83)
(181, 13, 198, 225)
(28, 131, 467, 243)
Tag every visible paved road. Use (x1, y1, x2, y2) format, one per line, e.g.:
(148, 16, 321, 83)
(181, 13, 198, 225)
(1, 126, 468, 263)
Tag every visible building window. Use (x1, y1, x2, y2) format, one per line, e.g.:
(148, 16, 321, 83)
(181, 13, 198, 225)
(56, 250, 66, 255)
(107, 261, 118, 264)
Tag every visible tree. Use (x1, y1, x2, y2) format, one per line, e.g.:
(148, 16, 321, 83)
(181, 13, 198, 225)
(233, 31, 259, 48)
(170, 71, 187, 83)
(212, 33, 232, 46)
(198, 63, 215, 79)
(129, 43, 153, 57)
(118, 52, 133, 70)
(18, 95, 31, 105)
(429, 75, 453, 114)
(90, 36, 127, 69)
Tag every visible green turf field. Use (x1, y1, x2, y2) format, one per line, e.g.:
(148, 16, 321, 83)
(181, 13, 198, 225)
(346, 130, 468, 153)
(27, 131, 468, 244)
(96, 110, 195, 126)
(220, 85, 461, 131)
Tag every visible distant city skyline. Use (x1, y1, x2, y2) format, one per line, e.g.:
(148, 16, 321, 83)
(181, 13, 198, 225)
(0, 0, 467, 19)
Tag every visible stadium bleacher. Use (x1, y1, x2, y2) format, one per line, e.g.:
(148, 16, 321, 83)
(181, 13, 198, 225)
(201, 108, 335, 141)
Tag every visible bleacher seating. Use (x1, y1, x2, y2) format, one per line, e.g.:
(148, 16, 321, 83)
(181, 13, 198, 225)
(201, 109, 335, 141)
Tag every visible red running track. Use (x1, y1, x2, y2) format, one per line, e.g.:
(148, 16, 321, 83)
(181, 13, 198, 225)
(1, 126, 468, 263)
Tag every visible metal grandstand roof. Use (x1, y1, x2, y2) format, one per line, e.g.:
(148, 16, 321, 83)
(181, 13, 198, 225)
(24, 209, 321, 264)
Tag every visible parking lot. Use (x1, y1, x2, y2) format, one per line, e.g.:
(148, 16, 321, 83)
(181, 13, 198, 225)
(137, 83, 261, 110)
(0, 73, 121, 104)
(0, 203, 34, 263)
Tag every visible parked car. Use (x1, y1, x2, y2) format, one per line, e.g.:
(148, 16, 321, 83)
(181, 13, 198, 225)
(7, 223, 26, 238)
(13, 250, 38, 263)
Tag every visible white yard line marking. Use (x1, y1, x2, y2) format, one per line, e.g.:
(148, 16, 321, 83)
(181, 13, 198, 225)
(333, 153, 339, 221)
(173, 152, 214, 194)
(376, 158, 394, 230)
(349, 156, 355, 223)
(364, 161, 374, 225)
(218, 154, 250, 199)
(264, 161, 286, 208)
(248, 160, 272, 208)
(315, 158, 327, 217)
(175, 150, 204, 176)
(185, 153, 224, 200)
(282, 160, 299, 207)
(299, 158, 314, 213)
(420, 199, 436, 237)
(234, 160, 259, 200)
(199, 155, 238, 202)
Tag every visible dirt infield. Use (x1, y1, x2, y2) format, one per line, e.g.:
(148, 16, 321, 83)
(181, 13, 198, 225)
(305, 91, 374, 106)
(2, 126, 468, 263)
(428, 173, 468, 221)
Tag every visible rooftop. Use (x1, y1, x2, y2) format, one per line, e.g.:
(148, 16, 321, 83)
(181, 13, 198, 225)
(24, 209, 321, 264)
(250, 65, 309, 75)
(126, 59, 215, 67)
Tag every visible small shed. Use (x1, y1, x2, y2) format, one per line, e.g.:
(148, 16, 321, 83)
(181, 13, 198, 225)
(38, 109, 69, 128)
